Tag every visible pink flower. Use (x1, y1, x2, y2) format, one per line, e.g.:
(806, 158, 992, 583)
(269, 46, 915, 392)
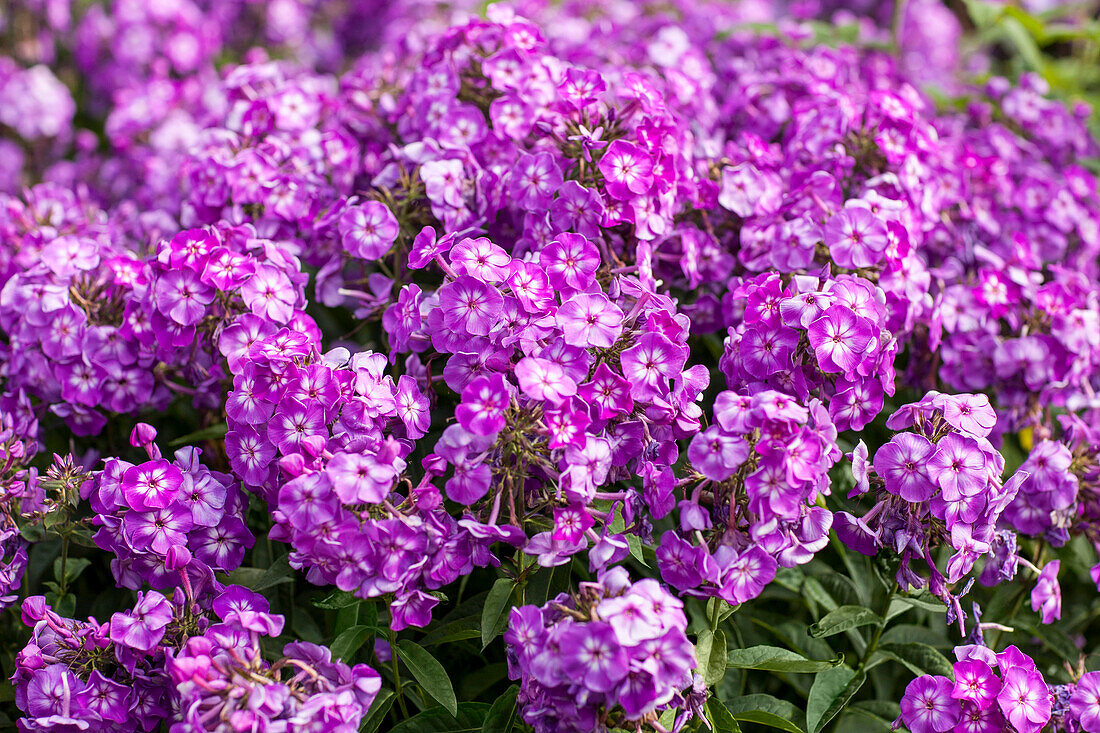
(900, 675, 961, 733)
(806, 306, 874, 374)
(577, 363, 633, 419)
(825, 207, 889, 268)
(598, 140, 653, 200)
(1069, 672, 1100, 733)
(557, 292, 623, 348)
(515, 357, 577, 405)
(437, 275, 504, 336)
(996, 667, 1051, 733)
(155, 269, 213, 326)
(951, 660, 1001, 710)
(935, 393, 997, 437)
(339, 201, 399, 260)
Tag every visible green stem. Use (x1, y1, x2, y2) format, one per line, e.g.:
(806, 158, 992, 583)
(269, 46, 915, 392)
(58, 535, 70, 597)
(388, 626, 410, 719)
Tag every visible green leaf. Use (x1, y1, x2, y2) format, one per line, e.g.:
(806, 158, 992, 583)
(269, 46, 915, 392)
(314, 589, 361, 610)
(808, 606, 882, 639)
(801, 576, 839, 612)
(330, 625, 375, 662)
(724, 694, 806, 733)
(696, 629, 729, 686)
(168, 423, 228, 447)
(388, 703, 492, 733)
(890, 591, 947, 615)
(420, 617, 482, 647)
(706, 697, 742, 733)
(807, 666, 855, 733)
(397, 640, 459, 717)
(481, 578, 516, 649)
(253, 554, 296, 591)
(53, 557, 91, 585)
(707, 597, 739, 625)
(727, 645, 843, 673)
(807, 668, 865, 733)
(876, 642, 954, 678)
(358, 689, 395, 733)
(481, 685, 519, 733)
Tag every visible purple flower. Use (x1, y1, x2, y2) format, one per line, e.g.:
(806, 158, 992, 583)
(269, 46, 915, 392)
(873, 433, 936, 502)
(120, 460, 184, 511)
(557, 293, 623, 348)
(1069, 672, 1100, 733)
(455, 374, 509, 436)
(927, 434, 987, 500)
(952, 660, 1001, 710)
(339, 201, 399, 260)
(806, 306, 874, 374)
(900, 675, 961, 733)
(997, 667, 1052, 733)
(437, 276, 504, 337)
(824, 207, 889, 268)
(109, 591, 173, 652)
(1030, 560, 1061, 624)
(598, 140, 653, 200)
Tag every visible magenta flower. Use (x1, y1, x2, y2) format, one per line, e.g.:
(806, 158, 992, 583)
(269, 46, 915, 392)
(598, 140, 653, 200)
(438, 275, 504, 337)
(455, 374, 509, 436)
(1030, 560, 1061, 624)
(927, 434, 987, 500)
(451, 237, 511, 283)
(339, 201, 399, 260)
(620, 332, 687, 401)
(824, 207, 889, 268)
(109, 591, 172, 652)
(806, 306, 874, 374)
(123, 504, 194, 555)
(514, 357, 577, 405)
(900, 676, 961, 733)
(120, 460, 184, 511)
(540, 233, 600, 291)
(740, 325, 798, 378)
(557, 292, 623, 349)
(997, 667, 1051, 733)
(1069, 672, 1100, 733)
(873, 433, 936, 502)
(241, 264, 296, 323)
(952, 660, 1001, 710)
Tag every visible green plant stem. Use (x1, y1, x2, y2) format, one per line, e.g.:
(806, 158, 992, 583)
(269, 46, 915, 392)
(58, 535, 70, 597)
(388, 626, 410, 719)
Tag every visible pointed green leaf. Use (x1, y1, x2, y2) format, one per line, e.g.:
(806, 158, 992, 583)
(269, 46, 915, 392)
(482, 684, 519, 733)
(876, 642, 954, 678)
(697, 629, 729, 685)
(388, 703, 491, 733)
(706, 697, 742, 733)
(808, 606, 882, 638)
(724, 694, 806, 733)
(808, 667, 865, 733)
(330, 625, 375, 662)
(313, 590, 361, 610)
(397, 640, 458, 716)
(481, 578, 516, 649)
(727, 645, 843, 673)
(358, 689, 395, 733)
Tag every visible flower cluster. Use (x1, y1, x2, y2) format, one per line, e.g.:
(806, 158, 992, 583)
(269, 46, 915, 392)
(225, 328, 518, 629)
(169, 586, 381, 732)
(719, 272, 899, 432)
(835, 391, 1029, 622)
(900, 643, 1100, 733)
(505, 567, 702, 733)
(12, 582, 380, 732)
(87, 424, 254, 591)
(657, 389, 839, 605)
(0, 207, 310, 435)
